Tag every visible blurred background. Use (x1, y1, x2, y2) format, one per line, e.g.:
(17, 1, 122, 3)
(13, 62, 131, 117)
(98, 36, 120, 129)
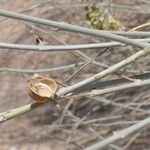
(0, 0, 150, 149)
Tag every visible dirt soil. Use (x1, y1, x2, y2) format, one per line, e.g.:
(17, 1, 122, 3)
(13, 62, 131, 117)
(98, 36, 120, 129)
(0, 0, 150, 150)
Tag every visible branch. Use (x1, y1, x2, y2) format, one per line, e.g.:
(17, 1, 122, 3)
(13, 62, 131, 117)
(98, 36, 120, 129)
(0, 42, 123, 51)
(0, 38, 149, 51)
(57, 49, 150, 97)
(0, 10, 149, 48)
(73, 72, 150, 93)
(0, 49, 149, 123)
(0, 63, 83, 74)
(84, 117, 150, 150)
(0, 10, 150, 123)
(89, 79, 150, 96)
(108, 31, 150, 37)
(0, 103, 42, 123)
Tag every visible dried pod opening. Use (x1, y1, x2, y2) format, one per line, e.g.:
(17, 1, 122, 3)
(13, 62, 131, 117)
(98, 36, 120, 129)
(28, 78, 57, 103)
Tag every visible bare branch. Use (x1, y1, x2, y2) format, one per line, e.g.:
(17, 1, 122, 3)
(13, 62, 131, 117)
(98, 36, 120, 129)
(0, 10, 149, 48)
(73, 72, 150, 93)
(84, 117, 150, 150)
(57, 49, 150, 97)
(0, 103, 42, 123)
(0, 42, 123, 51)
(89, 79, 150, 96)
(0, 38, 149, 51)
(0, 63, 83, 74)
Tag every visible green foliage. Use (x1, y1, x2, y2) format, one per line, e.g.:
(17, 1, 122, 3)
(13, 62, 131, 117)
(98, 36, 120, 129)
(85, 4, 124, 31)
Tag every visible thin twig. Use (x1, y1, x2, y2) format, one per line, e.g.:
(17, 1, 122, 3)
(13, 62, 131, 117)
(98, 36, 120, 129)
(84, 117, 150, 150)
(0, 63, 83, 74)
(88, 96, 145, 112)
(0, 37, 149, 51)
(58, 98, 74, 124)
(122, 132, 141, 150)
(130, 22, 150, 31)
(72, 72, 150, 94)
(89, 79, 150, 97)
(57, 49, 150, 97)
(64, 48, 109, 82)
(88, 127, 121, 150)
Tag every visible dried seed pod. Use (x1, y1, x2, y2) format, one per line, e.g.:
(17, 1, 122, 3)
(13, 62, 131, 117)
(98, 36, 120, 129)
(28, 78, 57, 103)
